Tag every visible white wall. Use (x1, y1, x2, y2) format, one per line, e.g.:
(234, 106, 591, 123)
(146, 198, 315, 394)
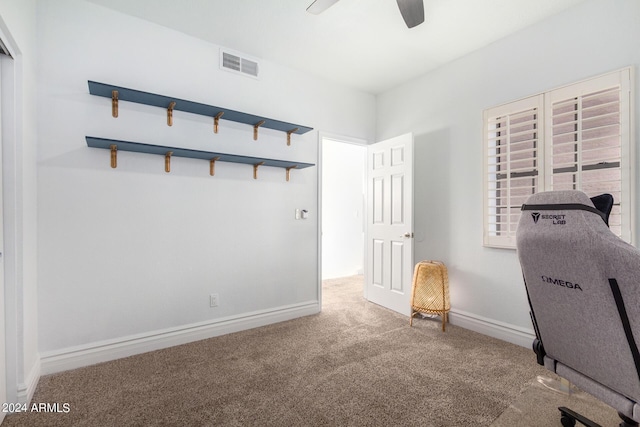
(36, 0, 375, 370)
(0, 0, 39, 404)
(377, 0, 640, 345)
(321, 138, 365, 279)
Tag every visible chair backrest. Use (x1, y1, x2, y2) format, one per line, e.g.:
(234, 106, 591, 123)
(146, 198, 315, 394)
(516, 190, 640, 403)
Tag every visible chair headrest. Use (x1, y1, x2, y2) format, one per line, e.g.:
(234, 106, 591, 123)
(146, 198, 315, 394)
(520, 191, 612, 226)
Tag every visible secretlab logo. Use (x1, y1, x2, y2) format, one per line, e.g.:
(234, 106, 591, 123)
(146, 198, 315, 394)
(531, 212, 566, 225)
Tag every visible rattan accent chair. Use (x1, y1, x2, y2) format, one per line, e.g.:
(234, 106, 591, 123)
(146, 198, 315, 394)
(409, 261, 450, 331)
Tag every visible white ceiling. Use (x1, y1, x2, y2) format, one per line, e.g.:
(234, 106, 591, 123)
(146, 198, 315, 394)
(85, 0, 586, 94)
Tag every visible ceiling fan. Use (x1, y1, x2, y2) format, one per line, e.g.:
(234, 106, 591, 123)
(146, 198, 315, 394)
(307, 0, 425, 29)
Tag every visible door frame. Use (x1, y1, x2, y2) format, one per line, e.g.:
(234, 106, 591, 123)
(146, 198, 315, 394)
(0, 16, 22, 409)
(317, 132, 368, 309)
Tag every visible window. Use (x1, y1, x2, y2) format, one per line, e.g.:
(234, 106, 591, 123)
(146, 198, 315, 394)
(483, 68, 633, 248)
(484, 96, 543, 248)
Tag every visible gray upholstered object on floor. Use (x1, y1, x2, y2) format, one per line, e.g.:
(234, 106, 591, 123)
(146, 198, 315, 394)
(517, 190, 640, 425)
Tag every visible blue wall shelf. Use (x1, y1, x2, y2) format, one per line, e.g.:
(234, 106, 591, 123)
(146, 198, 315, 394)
(88, 81, 313, 144)
(86, 136, 314, 180)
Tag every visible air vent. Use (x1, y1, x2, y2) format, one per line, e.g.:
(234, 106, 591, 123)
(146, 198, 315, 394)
(220, 49, 259, 79)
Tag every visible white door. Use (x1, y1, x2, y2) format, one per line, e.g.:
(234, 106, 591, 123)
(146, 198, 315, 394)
(0, 58, 6, 422)
(366, 133, 413, 315)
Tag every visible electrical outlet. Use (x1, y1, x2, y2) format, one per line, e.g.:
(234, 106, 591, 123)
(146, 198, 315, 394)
(209, 293, 219, 307)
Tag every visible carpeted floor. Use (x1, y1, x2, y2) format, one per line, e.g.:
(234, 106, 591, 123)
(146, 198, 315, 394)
(492, 376, 620, 426)
(2, 275, 621, 426)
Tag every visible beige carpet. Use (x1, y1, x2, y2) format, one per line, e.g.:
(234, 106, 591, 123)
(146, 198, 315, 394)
(2, 275, 620, 426)
(492, 376, 620, 426)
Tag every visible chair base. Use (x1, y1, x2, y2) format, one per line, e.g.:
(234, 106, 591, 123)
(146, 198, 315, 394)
(559, 406, 601, 427)
(619, 412, 640, 427)
(558, 407, 639, 427)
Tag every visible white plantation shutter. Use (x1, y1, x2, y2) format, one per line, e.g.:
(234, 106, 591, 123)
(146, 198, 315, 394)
(484, 95, 543, 248)
(483, 68, 633, 248)
(546, 69, 631, 242)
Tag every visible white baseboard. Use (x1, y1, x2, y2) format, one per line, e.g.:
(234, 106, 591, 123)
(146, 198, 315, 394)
(17, 357, 41, 404)
(39, 303, 531, 376)
(449, 309, 536, 348)
(40, 301, 319, 375)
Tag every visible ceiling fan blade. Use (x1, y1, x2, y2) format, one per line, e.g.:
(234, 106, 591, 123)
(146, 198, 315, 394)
(307, 0, 340, 15)
(396, 0, 425, 28)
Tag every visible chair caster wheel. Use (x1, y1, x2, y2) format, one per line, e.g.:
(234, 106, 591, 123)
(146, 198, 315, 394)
(561, 414, 577, 427)
(618, 411, 640, 427)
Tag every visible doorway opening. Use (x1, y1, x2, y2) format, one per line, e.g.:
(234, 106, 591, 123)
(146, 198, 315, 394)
(320, 135, 366, 294)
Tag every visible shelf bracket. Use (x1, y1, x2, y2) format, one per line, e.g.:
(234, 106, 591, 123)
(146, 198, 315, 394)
(110, 144, 118, 168)
(286, 128, 299, 146)
(286, 165, 297, 182)
(253, 161, 265, 179)
(253, 120, 266, 140)
(165, 151, 173, 173)
(167, 101, 176, 126)
(209, 156, 220, 176)
(111, 90, 119, 118)
(214, 112, 224, 133)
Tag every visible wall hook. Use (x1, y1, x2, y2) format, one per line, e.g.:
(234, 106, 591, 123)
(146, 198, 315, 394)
(253, 161, 265, 179)
(111, 90, 119, 118)
(253, 120, 266, 140)
(110, 144, 118, 168)
(210, 156, 221, 176)
(167, 101, 176, 126)
(165, 151, 173, 173)
(286, 165, 297, 182)
(286, 128, 299, 146)
(214, 112, 224, 133)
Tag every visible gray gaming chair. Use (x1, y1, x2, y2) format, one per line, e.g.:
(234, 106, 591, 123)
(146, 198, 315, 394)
(516, 190, 640, 427)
